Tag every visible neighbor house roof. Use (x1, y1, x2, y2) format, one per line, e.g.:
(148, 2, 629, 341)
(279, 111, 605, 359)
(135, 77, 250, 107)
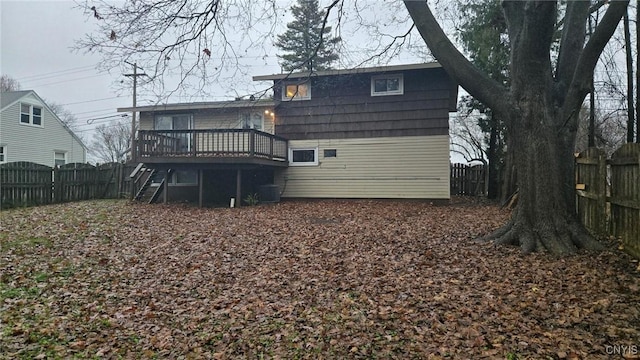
(117, 98, 275, 113)
(252, 62, 443, 81)
(0, 90, 88, 150)
(1, 90, 33, 110)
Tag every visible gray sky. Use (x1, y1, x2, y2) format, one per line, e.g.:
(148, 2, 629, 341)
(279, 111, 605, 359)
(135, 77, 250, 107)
(1, 0, 431, 161)
(1, 0, 126, 145)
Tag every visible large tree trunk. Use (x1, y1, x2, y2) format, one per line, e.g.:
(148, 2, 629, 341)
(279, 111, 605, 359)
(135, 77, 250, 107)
(484, 98, 602, 254)
(404, 0, 628, 255)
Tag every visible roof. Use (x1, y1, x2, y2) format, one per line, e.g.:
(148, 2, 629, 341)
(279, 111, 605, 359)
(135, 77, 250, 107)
(0, 90, 88, 151)
(1, 90, 32, 110)
(118, 98, 275, 113)
(252, 62, 443, 81)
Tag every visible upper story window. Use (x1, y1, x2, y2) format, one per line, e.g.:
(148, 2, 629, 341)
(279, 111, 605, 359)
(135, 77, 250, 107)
(20, 103, 43, 126)
(283, 82, 311, 101)
(239, 112, 263, 131)
(371, 74, 404, 96)
(0, 145, 6, 163)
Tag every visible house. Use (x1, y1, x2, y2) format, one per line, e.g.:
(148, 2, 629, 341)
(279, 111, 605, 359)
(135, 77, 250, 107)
(120, 62, 457, 206)
(0, 90, 86, 167)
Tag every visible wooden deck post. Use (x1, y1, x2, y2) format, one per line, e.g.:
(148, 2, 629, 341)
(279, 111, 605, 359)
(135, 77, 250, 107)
(236, 168, 242, 207)
(163, 169, 170, 204)
(198, 169, 204, 208)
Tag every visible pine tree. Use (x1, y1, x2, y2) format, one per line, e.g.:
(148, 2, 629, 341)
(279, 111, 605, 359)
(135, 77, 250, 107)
(275, 0, 341, 72)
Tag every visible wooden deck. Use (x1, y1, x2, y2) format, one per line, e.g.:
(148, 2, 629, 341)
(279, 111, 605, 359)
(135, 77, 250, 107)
(135, 129, 289, 167)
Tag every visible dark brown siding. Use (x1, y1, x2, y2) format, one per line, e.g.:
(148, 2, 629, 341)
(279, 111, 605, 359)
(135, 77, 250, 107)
(273, 68, 455, 140)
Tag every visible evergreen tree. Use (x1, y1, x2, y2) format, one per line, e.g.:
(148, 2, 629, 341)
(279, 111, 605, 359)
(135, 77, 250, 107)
(275, 0, 341, 72)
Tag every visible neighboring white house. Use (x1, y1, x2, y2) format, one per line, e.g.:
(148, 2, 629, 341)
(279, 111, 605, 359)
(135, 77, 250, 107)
(0, 90, 86, 167)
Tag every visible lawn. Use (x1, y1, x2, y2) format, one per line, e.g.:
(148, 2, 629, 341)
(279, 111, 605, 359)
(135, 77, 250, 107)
(0, 199, 638, 359)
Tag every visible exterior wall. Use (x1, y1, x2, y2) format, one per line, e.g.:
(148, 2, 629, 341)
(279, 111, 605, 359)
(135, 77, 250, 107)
(275, 135, 450, 199)
(0, 93, 86, 166)
(272, 68, 454, 140)
(138, 107, 275, 134)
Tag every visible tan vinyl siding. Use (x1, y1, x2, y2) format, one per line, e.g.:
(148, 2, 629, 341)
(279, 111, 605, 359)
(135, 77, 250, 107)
(275, 135, 450, 199)
(0, 93, 86, 166)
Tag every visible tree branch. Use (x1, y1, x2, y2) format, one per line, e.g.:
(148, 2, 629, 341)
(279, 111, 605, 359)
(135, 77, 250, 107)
(562, 0, 629, 122)
(555, 1, 590, 94)
(403, 0, 509, 117)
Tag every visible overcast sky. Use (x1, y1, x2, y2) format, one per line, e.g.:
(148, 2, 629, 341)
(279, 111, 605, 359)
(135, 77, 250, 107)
(1, 0, 431, 161)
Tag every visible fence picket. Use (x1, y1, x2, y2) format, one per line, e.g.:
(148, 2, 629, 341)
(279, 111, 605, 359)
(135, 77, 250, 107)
(575, 144, 640, 259)
(0, 162, 133, 209)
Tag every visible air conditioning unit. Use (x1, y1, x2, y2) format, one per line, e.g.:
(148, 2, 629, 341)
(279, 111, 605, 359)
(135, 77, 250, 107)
(258, 184, 281, 203)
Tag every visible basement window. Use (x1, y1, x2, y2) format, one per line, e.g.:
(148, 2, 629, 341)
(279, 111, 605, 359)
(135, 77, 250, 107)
(324, 149, 337, 158)
(289, 148, 318, 166)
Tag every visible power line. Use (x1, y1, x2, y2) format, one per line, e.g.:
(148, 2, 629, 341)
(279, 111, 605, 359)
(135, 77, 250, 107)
(26, 73, 110, 87)
(59, 96, 126, 106)
(15, 65, 97, 81)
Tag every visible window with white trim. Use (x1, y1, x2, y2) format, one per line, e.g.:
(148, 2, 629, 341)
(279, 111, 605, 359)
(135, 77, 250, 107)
(20, 103, 43, 126)
(282, 82, 311, 101)
(289, 147, 318, 166)
(0, 145, 6, 163)
(371, 74, 404, 96)
(54, 151, 66, 167)
(239, 112, 264, 131)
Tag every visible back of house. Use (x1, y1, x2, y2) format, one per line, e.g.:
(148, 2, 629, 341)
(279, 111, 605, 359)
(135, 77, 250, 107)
(0, 90, 86, 167)
(255, 62, 457, 199)
(123, 62, 457, 205)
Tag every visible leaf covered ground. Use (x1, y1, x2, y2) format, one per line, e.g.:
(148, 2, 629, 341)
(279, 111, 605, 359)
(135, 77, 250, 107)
(0, 199, 639, 359)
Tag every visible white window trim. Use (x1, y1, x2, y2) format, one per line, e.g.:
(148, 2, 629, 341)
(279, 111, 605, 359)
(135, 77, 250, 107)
(19, 102, 44, 127)
(371, 74, 404, 96)
(289, 147, 319, 166)
(0, 145, 6, 163)
(282, 82, 311, 101)
(54, 151, 67, 167)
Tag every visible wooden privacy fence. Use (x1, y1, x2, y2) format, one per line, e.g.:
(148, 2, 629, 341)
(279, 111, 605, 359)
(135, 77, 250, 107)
(450, 163, 486, 196)
(0, 161, 133, 209)
(575, 143, 640, 258)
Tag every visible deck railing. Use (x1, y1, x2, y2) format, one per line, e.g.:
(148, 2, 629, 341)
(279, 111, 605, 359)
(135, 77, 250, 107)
(137, 129, 288, 162)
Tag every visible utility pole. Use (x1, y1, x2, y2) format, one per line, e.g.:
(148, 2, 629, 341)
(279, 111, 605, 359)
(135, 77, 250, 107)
(124, 61, 147, 162)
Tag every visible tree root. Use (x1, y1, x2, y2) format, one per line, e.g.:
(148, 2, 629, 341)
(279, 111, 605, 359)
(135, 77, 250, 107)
(479, 211, 603, 255)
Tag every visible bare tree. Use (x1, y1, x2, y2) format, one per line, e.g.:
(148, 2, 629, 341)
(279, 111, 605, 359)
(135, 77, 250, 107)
(91, 119, 132, 164)
(1, 74, 21, 92)
(405, 1, 628, 254)
(46, 101, 79, 132)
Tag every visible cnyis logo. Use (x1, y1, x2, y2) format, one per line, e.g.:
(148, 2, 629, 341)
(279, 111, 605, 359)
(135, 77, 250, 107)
(605, 345, 638, 356)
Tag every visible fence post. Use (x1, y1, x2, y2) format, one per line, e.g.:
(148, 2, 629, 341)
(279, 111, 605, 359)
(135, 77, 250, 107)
(596, 150, 608, 235)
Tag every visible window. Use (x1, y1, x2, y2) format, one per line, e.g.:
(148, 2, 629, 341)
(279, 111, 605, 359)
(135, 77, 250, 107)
(20, 103, 43, 126)
(151, 170, 198, 186)
(239, 112, 264, 131)
(0, 146, 6, 163)
(54, 151, 66, 167)
(289, 147, 318, 166)
(371, 74, 404, 96)
(154, 114, 192, 130)
(154, 114, 193, 153)
(324, 149, 337, 158)
(174, 170, 197, 185)
(283, 82, 311, 101)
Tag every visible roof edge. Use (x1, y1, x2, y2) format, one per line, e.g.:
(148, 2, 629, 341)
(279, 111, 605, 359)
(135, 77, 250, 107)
(252, 62, 442, 81)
